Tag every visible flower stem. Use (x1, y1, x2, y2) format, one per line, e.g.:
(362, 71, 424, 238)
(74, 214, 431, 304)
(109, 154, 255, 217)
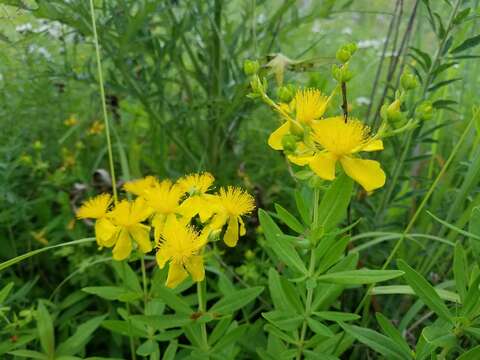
(197, 280, 209, 351)
(88, 0, 118, 203)
(140, 255, 148, 307)
(296, 188, 320, 359)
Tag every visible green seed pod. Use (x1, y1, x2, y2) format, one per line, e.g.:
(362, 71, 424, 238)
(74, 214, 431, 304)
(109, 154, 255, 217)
(243, 59, 260, 75)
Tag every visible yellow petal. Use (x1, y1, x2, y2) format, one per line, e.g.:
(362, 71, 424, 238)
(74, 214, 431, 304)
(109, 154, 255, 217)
(239, 217, 246, 236)
(361, 139, 384, 152)
(268, 122, 290, 150)
(129, 224, 152, 253)
(156, 248, 170, 269)
(185, 255, 205, 282)
(166, 262, 189, 288)
(152, 213, 166, 242)
(224, 216, 239, 247)
(95, 218, 118, 247)
(209, 213, 228, 230)
(340, 156, 386, 192)
(309, 152, 337, 180)
(112, 229, 132, 260)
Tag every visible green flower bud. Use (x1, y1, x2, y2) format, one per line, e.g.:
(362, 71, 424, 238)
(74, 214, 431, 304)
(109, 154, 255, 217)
(332, 64, 342, 82)
(386, 99, 402, 121)
(400, 71, 418, 90)
(250, 75, 264, 93)
(417, 101, 433, 121)
(346, 42, 357, 55)
(336, 48, 351, 63)
(243, 59, 260, 75)
(281, 134, 298, 153)
(33, 140, 44, 151)
(276, 85, 294, 102)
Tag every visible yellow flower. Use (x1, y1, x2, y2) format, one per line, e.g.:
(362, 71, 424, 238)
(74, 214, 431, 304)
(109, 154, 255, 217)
(268, 88, 329, 150)
(123, 176, 160, 197)
(77, 193, 117, 247)
(108, 198, 153, 260)
(209, 187, 255, 247)
(308, 116, 386, 192)
(177, 172, 214, 195)
(143, 180, 184, 241)
(64, 115, 78, 127)
(156, 216, 206, 288)
(88, 120, 105, 135)
(177, 172, 217, 222)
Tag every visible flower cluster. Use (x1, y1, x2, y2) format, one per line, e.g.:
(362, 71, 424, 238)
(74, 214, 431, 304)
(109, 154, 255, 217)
(77, 173, 255, 288)
(267, 88, 386, 192)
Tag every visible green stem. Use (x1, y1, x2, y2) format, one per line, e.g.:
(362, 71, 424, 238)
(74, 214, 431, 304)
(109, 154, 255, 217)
(357, 115, 475, 314)
(296, 188, 320, 360)
(197, 280, 209, 351)
(140, 255, 148, 307)
(125, 302, 137, 360)
(88, 0, 118, 203)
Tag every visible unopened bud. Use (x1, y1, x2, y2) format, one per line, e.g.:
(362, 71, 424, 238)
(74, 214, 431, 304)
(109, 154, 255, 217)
(386, 99, 402, 121)
(281, 134, 298, 153)
(400, 71, 418, 91)
(417, 101, 433, 121)
(243, 59, 260, 75)
(276, 85, 294, 103)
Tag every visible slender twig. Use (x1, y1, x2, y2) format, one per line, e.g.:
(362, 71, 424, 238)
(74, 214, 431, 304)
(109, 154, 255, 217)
(341, 81, 348, 122)
(88, 0, 118, 203)
(366, 0, 400, 121)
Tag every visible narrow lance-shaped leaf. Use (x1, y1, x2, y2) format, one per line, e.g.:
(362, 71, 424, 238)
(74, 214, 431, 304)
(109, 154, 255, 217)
(397, 260, 452, 322)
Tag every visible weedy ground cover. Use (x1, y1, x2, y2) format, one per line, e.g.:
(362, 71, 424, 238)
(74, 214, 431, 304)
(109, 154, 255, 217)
(2, 0, 480, 359)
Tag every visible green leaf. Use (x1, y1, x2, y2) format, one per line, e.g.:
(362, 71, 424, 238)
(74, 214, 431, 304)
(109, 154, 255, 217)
(316, 175, 353, 231)
(340, 323, 411, 360)
(129, 315, 191, 330)
(397, 260, 452, 322)
(422, 323, 456, 348)
(82, 286, 141, 302)
(313, 311, 360, 322)
(212, 324, 247, 351)
(268, 268, 294, 312)
(0, 282, 14, 304)
(151, 286, 192, 315)
(454, 242, 468, 302)
(56, 315, 107, 356)
(0, 238, 95, 272)
(210, 286, 264, 315)
(36, 301, 55, 358)
(316, 269, 404, 285)
(264, 324, 296, 344)
(316, 236, 350, 274)
(295, 189, 311, 225)
(375, 313, 412, 359)
(458, 345, 480, 360)
(8, 350, 47, 359)
(469, 207, 480, 260)
(307, 318, 333, 337)
(262, 311, 303, 331)
(370, 285, 460, 303)
(461, 274, 480, 318)
(259, 209, 308, 275)
(136, 340, 158, 357)
(102, 320, 147, 338)
(162, 340, 178, 360)
(275, 203, 305, 233)
(451, 34, 480, 53)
